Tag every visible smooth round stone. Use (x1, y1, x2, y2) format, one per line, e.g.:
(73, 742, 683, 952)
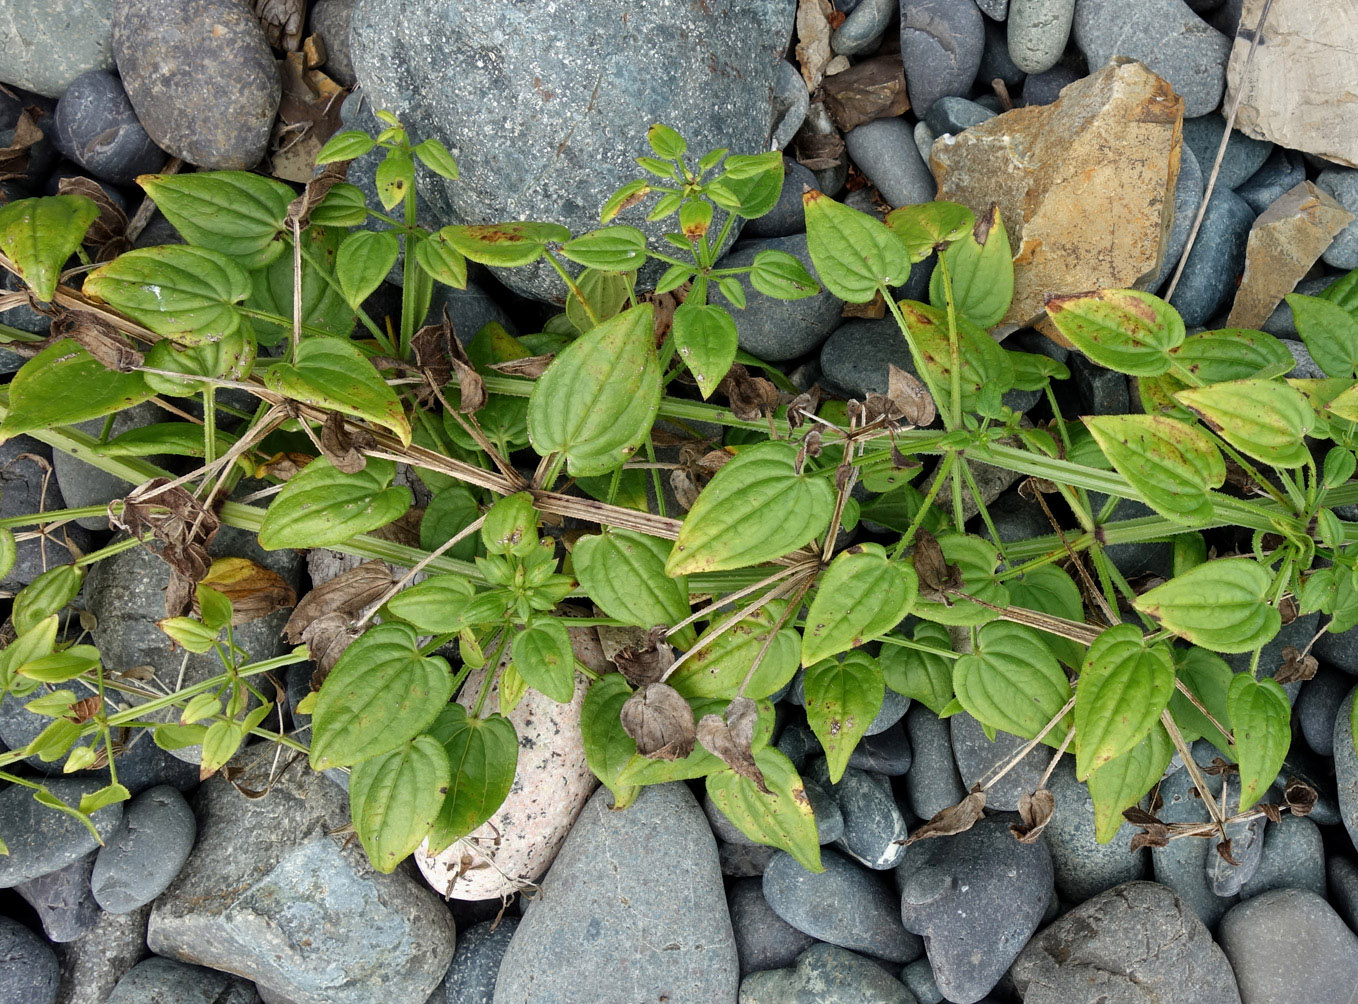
(820, 316, 916, 399)
(771, 60, 809, 152)
(1153, 143, 1204, 290)
(438, 918, 517, 1004)
(719, 233, 843, 362)
(91, 785, 196, 914)
(913, 120, 936, 163)
(721, 841, 778, 878)
(1261, 274, 1331, 339)
(903, 703, 965, 821)
(1166, 187, 1254, 327)
(1044, 757, 1146, 902)
(900, 958, 942, 1004)
(1298, 663, 1350, 756)
(1317, 168, 1358, 271)
(979, 15, 1026, 88)
(1182, 114, 1274, 191)
(900, 0, 985, 115)
(310, 0, 357, 86)
(106, 956, 259, 1004)
(763, 848, 923, 963)
(1086, 495, 1174, 580)
(1334, 687, 1358, 852)
(1269, 750, 1343, 828)
(1072, 0, 1231, 117)
(844, 117, 936, 208)
(15, 855, 100, 943)
(1328, 856, 1358, 934)
(0, 0, 115, 98)
(1224, 610, 1319, 703)
(775, 719, 820, 771)
(950, 711, 1046, 811)
(1020, 61, 1082, 105)
(1237, 147, 1306, 214)
(743, 159, 817, 239)
(728, 877, 817, 976)
(977, 0, 1009, 17)
(896, 815, 1052, 1003)
(922, 96, 996, 136)
(808, 762, 909, 870)
(1219, 889, 1358, 1004)
(111, 0, 281, 169)
(0, 778, 123, 888)
(739, 943, 916, 1004)
(831, 0, 894, 55)
(1316, 616, 1358, 675)
(1151, 748, 1240, 928)
(805, 779, 847, 845)
(51, 70, 163, 184)
(867, 686, 911, 735)
(846, 722, 912, 775)
(977, 491, 1049, 547)
(0, 914, 60, 1004)
(1238, 814, 1325, 901)
(1007, 0, 1075, 74)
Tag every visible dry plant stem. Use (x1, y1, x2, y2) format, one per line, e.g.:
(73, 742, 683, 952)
(956, 592, 1103, 646)
(1160, 708, 1231, 840)
(430, 384, 526, 487)
(1172, 676, 1233, 744)
(291, 217, 303, 358)
(355, 514, 489, 630)
(735, 572, 816, 699)
(1037, 724, 1076, 790)
(124, 156, 183, 244)
(1029, 486, 1118, 626)
(1164, 0, 1274, 300)
(979, 694, 1076, 791)
(659, 574, 805, 684)
(666, 561, 812, 638)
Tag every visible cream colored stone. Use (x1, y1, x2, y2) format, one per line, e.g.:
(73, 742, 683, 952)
(1225, 0, 1358, 168)
(415, 627, 606, 900)
(930, 58, 1182, 335)
(1227, 182, 1355, 329)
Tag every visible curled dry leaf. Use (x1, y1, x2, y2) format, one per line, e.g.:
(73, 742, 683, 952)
(417, 308, 485, 413)
(285, 160, 349, 231)
(1215, 839, 1241, 867)
(50, 310, 143, 372)
(611, 626, 675, 687)
(1010, 788, 1055, 844)
(906, 787, 986, 845)
(255, 451, 312, 482)
(786, 385, 822, 430)
(620, 682, 696, 761)
(320, 411, 373, 474)
(1274, 645, 1318, 685)
(1283, 777, 1318, 817)
(488, 354, 554, 379)
(56, 176, 131, 261)
(282, 560, 393, 644)
(718, 363, 781, 422)
(303, 611, 363, 678)
(912, 529, 962, 603)
(1259, 802, 1282, 824)
(195, 556, 297, 626)
(670, 469, 700, 511)
(0, 102, 42, 182)
(1123, 805, 1171, 852)
(887, 364, 936, 427)
(409, 317, 453, 408)
(794, 0, 834, 91)
(696, 696, 770, 794)
(67, 695, 103, 724)
(112, 478, 221, 582)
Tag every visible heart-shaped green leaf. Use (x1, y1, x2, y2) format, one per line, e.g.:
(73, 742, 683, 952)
(559, 226, 648, 271)
(1083, 413, 1225, 525)
(511, 616, 575, 704)
(579, 673, 640, 808)
(803, 650, 885, 782)
(84, 245, 251, 344)
(1074, 625, 1175, 779)
(952, 621, 1071, 742)
(1134, 558, 1282, 654)
(423, 704, 518, 853)
(1227, 673, 1290, 810)
(258, 456, 412, 550)
(1086, 723, 1173, 844)
(929, 204, 1013, 329)
(1044, 288, 1185, 376)
(0, 196, 97, 301)
(671, 302, 738, 398)
(264, 336, 410, 444)
(895, 300, 1015, 414)
(706, 747, 822, 873)
(350, 735, 450, 872)
(1287, 292, 1358, 378)
(382, 574, 475, 633)
(139, 171, 294, 268)
(573, 530, 690, 632)
(1175, 379, 1314, 469)
(0, 339, 154, 441)
(802, 544, 918, 666)
(880, 621, 954, 715)
(335, 230, 400, 309)
(803, 189, 911, 302)
(669, 604, 799, 701)
(884, 201, 975, 262)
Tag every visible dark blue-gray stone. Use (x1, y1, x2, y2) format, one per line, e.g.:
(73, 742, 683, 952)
(310, 0, 357, 87)
(739, 943, 917, 1003)
(0, 436, 91, 590)
(49, 900, 152, 1004)
(820, 316, 916, 399)
(0, 914, 60, 1004)
(950, 711, 1046, 811)
(977, 491, 1050, 547)
(896, 815, 1052, 1003)
(1182, 114, 1273, 191)
(868, 685, 911, 735)
(720, 233, 843, 362)
(426, 280, 520, 342)
(808, 761, 909, 870)
(1269, 749, 1342, 828)
(439, 918, 516, 1004)
(1010, 881, 1242, 1004)
(1, 268, 52, 343)
(1151, 743, 1242, 928)
(721, 841, 778, 878)
(106, 956, 259, 1004)
(1044, 756, 1146, 902)
(847, 721, 912, 775)
(1286, 341, 1324, 381)
(1086, 494, 1174, 580)
(763, 848, 922, 962)
(899, 959, 942, 1004)
(1071, 352, 1130, 415)
(146, 770, 455, 1004)
(0, 0, 115, 98)
(923, 96, 996, 136)
(903, 703, 965, 820)
(899, 0, 985, 115)
(1317, 168, 1358, 271)
(1021, 61, 1083, 105)
(15, 854, 100, 942)
(979, 15, 1026, 88)
(54, 400, 172, 530)
(1007, 0, 1076, 74)
(1153, 143, 1204, 291)
(111, 0, 281, 170)
(977, 0, 1009, 17)
(775, 718, 820, 771)
(728, 877, 816, 976)
(1262, 274, 1331, 339)
(51, 70, 164, 184)
(743, 159, 816, 239)
(1328, 855, 1358, 934)
(494, 783, 737, 1004)
(805, 778, 847, 845)
(0, 778, 123, 888)
(1072, 0, 1230, 116)
(1238, 814, 1325, 901)
(1167, 188, 1254, 327)
(1335, 687, 1358, 853)
(1298, 663, 1350, 756)
(1218, 889, 1358, 1004)
(844, 117, 937, 208)
(1315, 619, 1358, 676)
(91, 785, 196, 914)
(913, 121, 936, 163)
(1224, 610, 1319, 704)
(771, 60, 809, 152)
(832, 0, 895, 55)
(351, 0, 795, 302)
(1237, 148, 1306, 214)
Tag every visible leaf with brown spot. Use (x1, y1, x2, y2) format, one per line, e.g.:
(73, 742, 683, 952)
(696, 696, 770, 794)
(319, 411, 373, 474)
(196, 557, 297, 626)
(112, 478, 221, 582)
(1274, 645, 1318, 685)
(1284, 778, 1317, 817)
(906, 788, 986, 845)
(282, 560, 393, 644)
(620, 682, 696, 761)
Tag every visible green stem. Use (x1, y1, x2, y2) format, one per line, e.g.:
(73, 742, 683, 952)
(400, 179, 419, 358)
(892, 453, 956, 559)
(294, 239, 397, 355)
(938, 255, 963, 431)
(544, 250, 600, 327)
(202, 388, 217, 470)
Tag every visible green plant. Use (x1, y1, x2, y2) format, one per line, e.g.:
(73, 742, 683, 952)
(0, 115, 1346, 875)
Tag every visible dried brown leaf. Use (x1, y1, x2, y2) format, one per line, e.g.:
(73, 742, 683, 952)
(0, 107, 42, 182)
(1215, 839, 1240, 867)
(488, 354, 554, 379)
(409, 318, 453, 407)
(822, 55, 911, 131)
(670, 469, 700, 511)
(887, 364, 936, 427)
(55, 176, 131, 260)
(196, 556, 297, 626)
(319, 411, 373, 474)
(285, 160, 349, 231)
(303, 611, 362, 677)
(620, 683, 696, 761)
(1274, 645, 1318, 685)
(1010, 788, 1055, 844)
(611, 627, 675, 687)
(1283, 778, 1317, 817)
(841, 290, 886, 319)
(256, 451, 313, 482)
(112, 478, 221, 582)
(253, 0, 305, 50)
(163, 568, 194, 619)
(786, 386, 822, 430)
(794, 0, 834, 91)
(269, 51, 344, 183)
(906, 788, 986, 845)
(1260, 802, 1282, 824)
(49, 310, 143, 372)
(419, 309, 486, 413)
(67, 695, 103, 724)
(718, 363, 781, 422)
(1128, 823, 1170, 853)
(696, 696, 769, 794)
(282, 561, 393, 644)
(913, 529, 961, 602)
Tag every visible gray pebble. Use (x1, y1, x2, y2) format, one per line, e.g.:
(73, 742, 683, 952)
(15, 855, 100, 943)
(51, 70, 163, 184)
(743, 159, 817, 239)
(1044, 756, 1146, 902)
(1238, 814, 1326, 901)
(809, 761, 909, 870)
(1328, 855, 1358, 934)
(1153, 143, 1204, 290)
(771, 60, 809, 153)
(439, 918, 517, 1004)
(1167, 187, 1254, 327)
(1335, 687, 1358, 854)
(899, 0, 985, 115)
(718, 233, 844, 362)
(49, 901, 152, 1004)
(899, 958, 942, 1004)
(1151, 745, 1240, 928)
(728, 877, 817, 976)
(1237, 147, 1307, 214)
(309, 0, 356, 86)
(832, 0, 895, 55)
(844, 117, 937, 208)
(846, 722, 913, 775)
(912, 120, 936, 164)
(903, 703, 966, 820)
(1218, 889, 1358, 1004)
(950, 711, 1047, 811)
(0, 779, 123, 888)
(1007, 0, 1076, 74)
(739, 943, 916, 1003)
(1020, 61, 1082, 105)
(1182, 113, 1274, 191)
(721, 841, 778, 878)
(922, 96, 996, 136)
(0, 914, 60, 1004)
(1317, 167, 1358, 271)
(978, 14, 1026, 88)
(804, 778, 847, 845)
(1261, 275, 1332, 339)
(1299, 664, 1350, 757)
(91, 785, 196, 914)
(820, 316, 917, 399)
(0, 0, 115, 98)
(105, 956, 259, 1004)
(0, 436, 91, 591)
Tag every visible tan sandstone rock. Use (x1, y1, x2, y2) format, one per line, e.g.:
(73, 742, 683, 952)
(414, 626, 604, 900)
(1227, 182, 1355, 329)
(930, 58, 1182, 335)
(1225, 0, 1358, 168)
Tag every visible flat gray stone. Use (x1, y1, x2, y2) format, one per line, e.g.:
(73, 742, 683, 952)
(92, 785, 196, 914)
(820, 316, 917, 399)
(1021, 61, 1083, 105)
(899, 0, 985, 115)
(1166, 187, 1254, 327)
(1151, 744, 1241, 928)
(1298, 664, 1350, 756)
(0, 436, 90, 590)
(51, 70, 164, 184)
(903, 703, 966, 821)
(493, 783, 737, 1004)
(844, 117, 937, 208)
(106, 956, 259, 1004)
(846, 722, 912, 775)
(1238, 814, 1325, 901)
(1328, 855, 1358, 934)
(743, 159, 818, 239)
(1182, 113, 1273, 191)
(1044, 756, 1147, 902)
(0, 779, 123, 888)
(729, 877, 817, 976)
(15, 855, 100, 942)
(0, 0, 115, 97)
(1218, 888, 1358, 1004)
(1237, 147, 1306, 214)
(0, 914, 60, 1004)
(832, 0, 894, 55)
(738, 943, 917, 1003)
(720, 233, 843, 362)
(51, 902, 151, 1004)
(310, 0, 356, 86)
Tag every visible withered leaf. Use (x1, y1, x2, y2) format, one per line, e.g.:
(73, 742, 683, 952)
(785, 386, 821, 430)
(620, 683, 696, 761)
(269, 51, 344, 183)
(409, 318, 453, 408)
(196, 556, 298, 626)
(253, 0, 304, 49)
(1274, 645, 1318, 685)
(319, 412, 373, 474)
(821, 55, 911, 132)
(303, 611, 363, 677)
(418, 308, 485, 413)
(282, 560, 393, 644)
(285, 160, 349, 231)
(1010, 788, 1055, 844)
(1259, 802, 1282, 824)
(611, 627, 675, 687)
(670, 469, 700, 511)
(1215, 839, 1240, 867)
(164, 568, 194, 619)
(696, 696, 769, 794)
(488, 354, 554, 379)
(887, 364, 936, 427)
(56, 176, 131, 261)
(112, 478, 221, 582)
(1122, 805, 1162, 827)
(912, 529, 961, 602)
(1283, 778, 1317, 817)
(840, 289, 886, 319)
(718, 363, 780, 422)
(49, 310, 143, 372)
(256, 451, 313, 482)
(793, 124, 845, 172)
(0, 105, 42, 182)
(1128, 824, 1170, 853)
(906, 788, 986, 845)
(794, 0, 834, 91)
